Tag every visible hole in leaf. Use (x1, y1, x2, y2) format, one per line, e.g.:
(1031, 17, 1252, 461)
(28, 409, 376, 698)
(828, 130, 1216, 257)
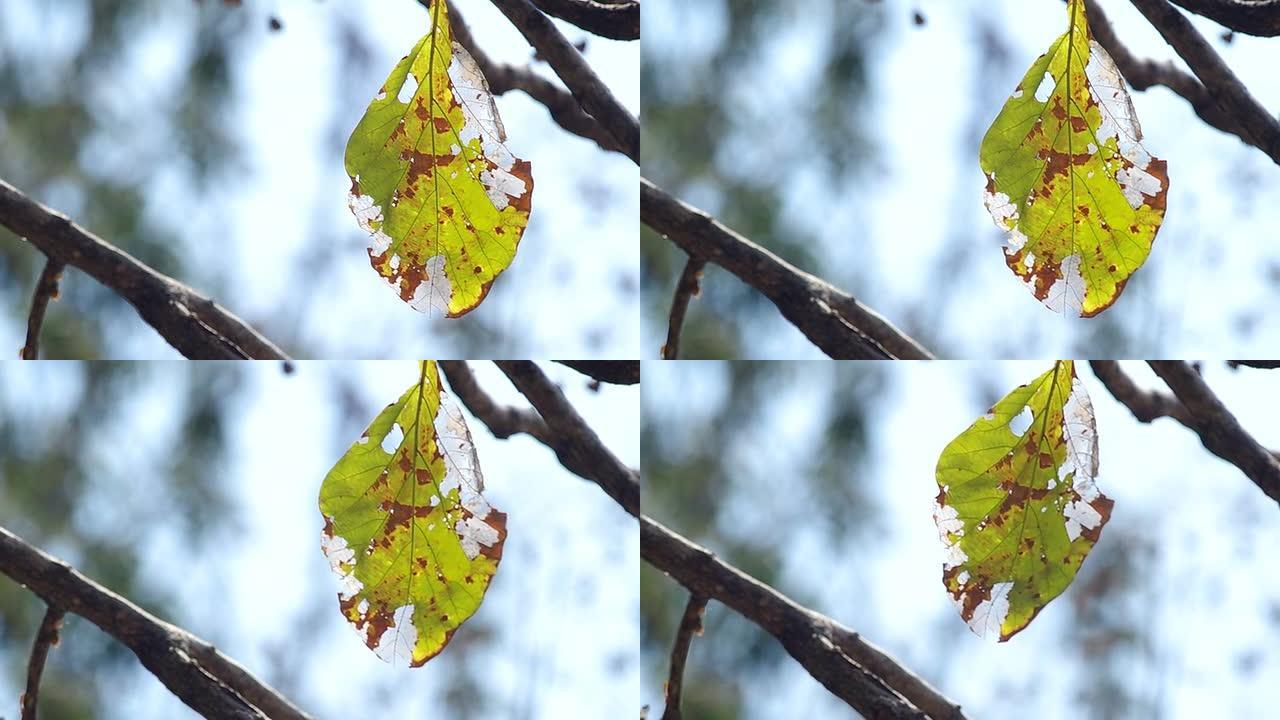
(382, 423, 404, 454)
(1009, 407, 1033, 436)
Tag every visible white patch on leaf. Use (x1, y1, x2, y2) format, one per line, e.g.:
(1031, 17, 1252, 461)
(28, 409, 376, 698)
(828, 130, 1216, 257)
(1064, 499, 1103, 540)
(968, 581, 1014, 638)
(407, 255, 453, 314)
(1044, 254, 1085, 315)
(397, 72, 419, 104)
(1035, 71, 1055, 102)
(372, 604, 418, 664)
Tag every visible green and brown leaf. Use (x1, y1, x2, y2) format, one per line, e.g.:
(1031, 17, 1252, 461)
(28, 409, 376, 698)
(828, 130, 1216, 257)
(345, 0, 533, 316)
(934, 361, 1112, 641)
(980, 0, 1168, 317)
(319, 361, 506, 666)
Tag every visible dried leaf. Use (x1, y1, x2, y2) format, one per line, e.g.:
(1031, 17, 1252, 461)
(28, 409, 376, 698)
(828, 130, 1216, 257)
(319, 361, 506, 666)
(934, 361, 1112, 641)
(345, 0, 533, 316)
(980, 0, 1168, 316)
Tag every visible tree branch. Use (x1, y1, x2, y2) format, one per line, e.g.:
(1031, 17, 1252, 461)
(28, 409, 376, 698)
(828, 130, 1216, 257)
(20, 604, 66, 720)
(661, 257, 706, 360)
(443, 1, 627, 156)
(1089, 360, 1194, 424)
(1168, 0, 1280, 36)
(1147, 361, 1280, 505)
(494, 360, 640, 517)
(442, 361, 639, 517)
(0, 525, 312, 720)
(0, 178, 289, 360)
(1228, 360, 1280, 369)
(1127, 0, 1280, 164)
(530, 0, 639, 40)
(1077, 0, 1251, 145)
(440, 360, 556, 444)
(486, 0, 640, 162)
(642, 516, 966, 720)
(553, 360, 640, 385)
(20, 257, 65, 360)
(660, 593, 707, 720)
(641, 178, 935, 360)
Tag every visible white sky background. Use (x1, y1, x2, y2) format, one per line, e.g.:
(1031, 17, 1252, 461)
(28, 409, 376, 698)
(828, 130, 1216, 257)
(641, 360, 1280, 718)
(0, 0, 639, 359)
(642, 0, 1280, 358)
(0, 361, 639, 718)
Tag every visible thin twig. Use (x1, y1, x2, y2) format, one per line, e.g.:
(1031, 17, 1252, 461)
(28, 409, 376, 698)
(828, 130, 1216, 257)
(1147, 361, 1280, 505)
(531, 0, 639, 40)
(0, 178, 289, 360)
(0, 525, 311, 720)
(1169, 0, 1280, 36)
(1228, 360, 1280, 369)
(20, 604, 66, 720)
(443, 1, 626, 156)
(487, 0, 640, 162)
(495, 360, 640, 516)
(642, 178, 935, 360)
(661, 594, 708, 720)
(661, 257, 706, 360)
(642, 516, 963, 720)
(1127, 0, 1280, 164)
(554, 360, 640, 385)
(20, 257, 65, 360)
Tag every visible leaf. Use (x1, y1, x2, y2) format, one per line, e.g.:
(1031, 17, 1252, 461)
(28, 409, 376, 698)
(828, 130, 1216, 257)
(319, 361, 506, 666)
(934, 361, 1112, 641)
(979, 0, 1168, 317)
(345, 0, 534, 317)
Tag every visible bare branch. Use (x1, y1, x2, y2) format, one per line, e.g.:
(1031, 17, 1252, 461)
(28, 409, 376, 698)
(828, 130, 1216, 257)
(641, 177, 935, 360)
(1228, 360, 1280, 369)
(1089, 360, 1194, 424)
(1169, 0, 1280, 36)
(1077, 0, 1251, 145)
(495, 360, 640, 517)
(642, 516, 966, 720)
(440, 360, 556, 444)
(0, 525, 311, 720)
(661, 257, 706, 360)
(20, 604, 66, 720)
(660, 594, 707, 720)
(531, 0, 639, 40)
(20, 257, 65, 360)
(0, 178, 289, 360)
(554, 360, 640, 385)
(487, 0, 640, 162)
(444, 1, 627, 156)
(1147, 361, 1280, 505)
(1127, 0, 1280, 164)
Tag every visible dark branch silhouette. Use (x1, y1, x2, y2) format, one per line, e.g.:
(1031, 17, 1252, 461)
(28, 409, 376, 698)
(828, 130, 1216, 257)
(555, 360, 641, 385)
(1169, 0, 1280, 36)
(642, 178, 935, 360)
(1147, 361, 1280, 505)
(495, 360, 640, 516)
(660, 594, 707, 720)
(445, 1, 627, 156)
(1127, 0, 1280, 164)
(20, 604, 65, 720)
(0, 178, 289, 360)
(642, 516, 966, 720)
(487, 0, 640, 162)
(0, 525, 312, 720)
(661, 257, 706, 360)
(531, 0, 639, 40)
(20, 258, 65, 360)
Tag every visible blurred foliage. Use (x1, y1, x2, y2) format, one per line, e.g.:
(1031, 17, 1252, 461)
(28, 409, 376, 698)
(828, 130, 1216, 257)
(641, 361, 886, 715)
